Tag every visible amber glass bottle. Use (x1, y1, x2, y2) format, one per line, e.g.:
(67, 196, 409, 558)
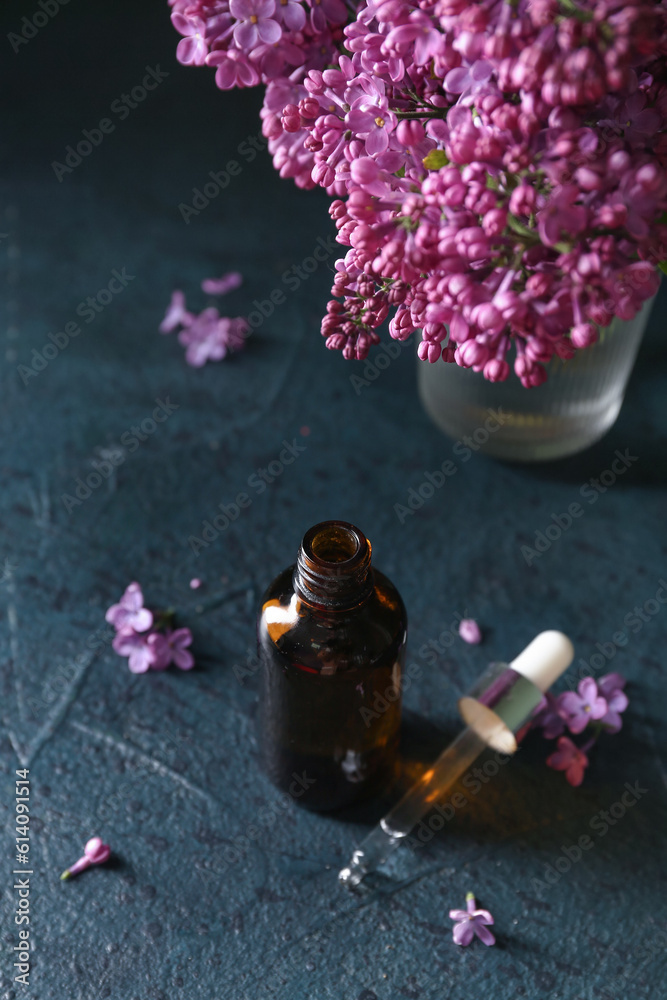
(257, 520, 408, 811)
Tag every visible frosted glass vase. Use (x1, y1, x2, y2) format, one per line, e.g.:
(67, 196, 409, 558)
(417, 298, 654, 462)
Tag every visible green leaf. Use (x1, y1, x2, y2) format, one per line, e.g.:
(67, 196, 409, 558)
(658, 261, 667, 276)
(506, 213, 535, 239)
(422, 149, 449, 170)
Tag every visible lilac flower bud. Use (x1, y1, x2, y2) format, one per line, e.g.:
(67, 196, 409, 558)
(456, 340, 489, 368)
(514, 354, 533, 379)
(459, 619, 482, 644)
(570, 323, 598, 349)
(482, 208, 507, 237)
(483, 357, 510, 382)
(418, 340, 442, 363)
(325, 333, 347, 351)
(597, 202, 627, 228)
(509, 184, 536, 217)
(470, 302, 502, 331)
(525, 337, 553, 363)
(526, 273, 552, 297)
(299, 96, 320, 119)
(608, 150, 631, 175)
(575, 166, 603, 191)
(529, 364, 548, 387)
(281, 103, 302, 133)
(396, 120, 425, 146)
(577, 252, 601, 277)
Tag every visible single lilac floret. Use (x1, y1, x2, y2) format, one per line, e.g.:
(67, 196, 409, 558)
(61, 836, 111, 880)
(113, 630, 157, 674)
(597, 672, 629, 732)
(105, 582, 153, 633)
(559, 677, 608, 734)
(148, 628, 195, 671)
(546, 735, 590, 786)
(449, 893, 495, 947)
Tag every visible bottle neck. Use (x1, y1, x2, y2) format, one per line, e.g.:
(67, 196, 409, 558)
(293, 521, 373, 611)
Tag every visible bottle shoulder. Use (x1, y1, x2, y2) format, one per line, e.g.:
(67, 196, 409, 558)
(258, 565, 407, 673)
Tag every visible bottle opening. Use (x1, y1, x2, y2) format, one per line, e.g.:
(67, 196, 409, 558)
(295, 520, 372, 608)
(308, 523, 362, 566)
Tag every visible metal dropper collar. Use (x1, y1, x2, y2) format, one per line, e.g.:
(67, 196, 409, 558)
(458, 631, 575, 754)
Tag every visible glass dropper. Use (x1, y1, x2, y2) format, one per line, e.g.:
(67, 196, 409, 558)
(339, 631, 575, 888)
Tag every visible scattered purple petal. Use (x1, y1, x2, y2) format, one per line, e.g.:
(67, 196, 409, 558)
(160, 290, 193, 333)
(450, 893, 495, 947)
(160, 284, 248, 367)
(201, 271, 243, 296)
(546, 735, 589, 786)
(559, 677, 608, 735)
(597, 672, 629, 732)
(61, 836, 111, 880)
(113, 630, 156, 674)
(105, 583, 153, 633)
(459, 619, 482, 645)
(107, 584, 196, 672)
(190, 578, 202, 589)
(178, 310, 248, 367)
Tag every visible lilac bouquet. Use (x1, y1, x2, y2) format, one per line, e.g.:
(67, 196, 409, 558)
(169, 0, 667, 386)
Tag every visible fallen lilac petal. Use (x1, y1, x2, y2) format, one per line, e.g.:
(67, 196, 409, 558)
(459, 619, 482, 644)
(105, 583, 153, 633)
(201, 271, 243, 295)
(61, 837, 111, 880)
(450, 892, 495, 947)
(547, 736, 589, 786)
(160, 291, 192, 333)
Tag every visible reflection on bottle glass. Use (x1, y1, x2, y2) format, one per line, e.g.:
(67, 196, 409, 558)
(257, 520, 408, 810)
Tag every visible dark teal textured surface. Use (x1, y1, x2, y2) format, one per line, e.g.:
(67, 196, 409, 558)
(1, 3, 667, 998)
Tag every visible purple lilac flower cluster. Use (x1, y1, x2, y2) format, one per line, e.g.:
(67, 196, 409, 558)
(106, 583, 195, 673)
(170, 0, 667, 385)
(531, 673, 628, 785)
(160, 271, 248, 366)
